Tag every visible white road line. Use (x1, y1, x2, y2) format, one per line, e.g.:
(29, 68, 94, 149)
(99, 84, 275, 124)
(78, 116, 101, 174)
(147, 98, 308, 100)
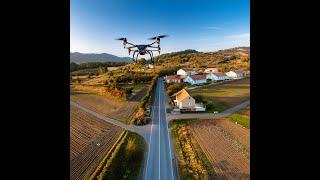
(144, 92, 156, 180)
(158, 79, 161, 180)
(164, 85, 174, 180)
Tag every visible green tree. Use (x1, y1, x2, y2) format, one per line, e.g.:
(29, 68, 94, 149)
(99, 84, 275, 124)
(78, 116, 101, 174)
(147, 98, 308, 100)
(70, 62, 79, 72)
(194, 94, 204, 103)
(98, 66, 107, 74)
(137, 58, 147, 65)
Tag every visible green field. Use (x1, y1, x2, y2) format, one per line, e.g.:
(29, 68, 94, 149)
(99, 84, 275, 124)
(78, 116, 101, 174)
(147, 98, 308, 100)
(189, 78, 250, 112)
(96, 132, 146, 180)
(227, 107, 250, 128)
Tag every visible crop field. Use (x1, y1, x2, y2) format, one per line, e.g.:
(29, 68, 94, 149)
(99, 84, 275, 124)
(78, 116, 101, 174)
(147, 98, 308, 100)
(170, 119, 216, 179)
(189, 78, 250, 111)
(70, 93, 139, 123)
(190, 119, 250, 180)
(70, 104, 124, 180)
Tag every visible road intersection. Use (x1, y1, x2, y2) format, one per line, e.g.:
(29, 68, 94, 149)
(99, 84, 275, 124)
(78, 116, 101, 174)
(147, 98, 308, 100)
(70, 77, 250, 180)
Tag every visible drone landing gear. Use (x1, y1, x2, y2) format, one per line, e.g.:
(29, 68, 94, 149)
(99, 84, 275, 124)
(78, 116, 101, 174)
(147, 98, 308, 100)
(132, 51, 155, 64)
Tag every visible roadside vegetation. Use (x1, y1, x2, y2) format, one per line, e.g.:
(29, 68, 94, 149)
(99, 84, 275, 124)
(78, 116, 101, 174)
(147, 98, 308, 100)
(170, 119, 216, 180)
(227, 107, 250, 128)
(94, 132, 146, 180)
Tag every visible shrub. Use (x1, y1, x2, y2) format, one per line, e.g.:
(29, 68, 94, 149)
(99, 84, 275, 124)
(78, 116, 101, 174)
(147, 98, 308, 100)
(194, 94, 204, 103)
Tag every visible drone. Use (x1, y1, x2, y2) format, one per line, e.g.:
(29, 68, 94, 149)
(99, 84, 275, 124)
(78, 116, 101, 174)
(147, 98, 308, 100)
(116, 35, 168, 64)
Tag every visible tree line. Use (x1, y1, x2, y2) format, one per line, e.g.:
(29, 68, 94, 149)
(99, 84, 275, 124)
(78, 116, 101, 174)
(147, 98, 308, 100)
(70, 61, 128, 72)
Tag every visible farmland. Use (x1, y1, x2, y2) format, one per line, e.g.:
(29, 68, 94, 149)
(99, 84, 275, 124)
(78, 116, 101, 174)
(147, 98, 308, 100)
(95, 132, 146, 180)
(191, 119, 250, 179)
(70, 104, 124, 180)
(189, 78, 250, 112)
(171, 118, 250, 179)
(70, 93, 139, 123)
(170, 119, 216, 179)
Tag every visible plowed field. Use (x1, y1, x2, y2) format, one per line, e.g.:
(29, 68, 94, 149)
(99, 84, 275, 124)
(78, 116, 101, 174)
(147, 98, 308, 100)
(70, 105, 124, 180)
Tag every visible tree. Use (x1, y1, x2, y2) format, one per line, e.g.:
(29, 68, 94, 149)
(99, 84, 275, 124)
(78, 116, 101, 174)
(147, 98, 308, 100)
(98, 66, 107, 74)
(137, 58, 147, 65)
(194, 94, 204, 103)
(70, 62, 79, 72)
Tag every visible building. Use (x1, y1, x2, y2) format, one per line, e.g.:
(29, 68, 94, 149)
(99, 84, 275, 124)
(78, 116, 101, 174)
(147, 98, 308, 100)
(226, 70, 246, 79)
(177, 68, 197, 76)
(183, 74, 207, 85)
(165, 75, 185, 83)
(173, 89, 205, 111)
(204, 66, 218, 73)
(206, 72, 228, 81)
(173, 89, 195, 109)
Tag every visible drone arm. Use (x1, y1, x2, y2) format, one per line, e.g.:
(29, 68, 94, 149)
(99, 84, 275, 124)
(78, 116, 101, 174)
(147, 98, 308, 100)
(147, 45, 159, 48)
(126, 42, 136, 46)
(147, 41, 157, 46)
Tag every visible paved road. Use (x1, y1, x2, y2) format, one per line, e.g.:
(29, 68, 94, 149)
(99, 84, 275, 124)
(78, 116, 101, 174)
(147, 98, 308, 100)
(144, 78, 174, 180)
(71, 79, 250, 180)
(167, 100, 250, 120)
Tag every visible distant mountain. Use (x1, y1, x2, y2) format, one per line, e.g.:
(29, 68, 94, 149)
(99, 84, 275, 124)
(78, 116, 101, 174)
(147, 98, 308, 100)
(70, 52, 131, 63)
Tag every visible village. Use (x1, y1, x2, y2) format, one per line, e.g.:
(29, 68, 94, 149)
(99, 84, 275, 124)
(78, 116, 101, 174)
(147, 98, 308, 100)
(165, 67, 249, 113)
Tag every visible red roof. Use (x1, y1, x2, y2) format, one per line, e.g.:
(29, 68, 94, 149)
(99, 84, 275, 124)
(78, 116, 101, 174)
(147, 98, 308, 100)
(190, 74, 206, 80)
(234, 70, 244, 74)
(166, 75, 185, 80)
(212, 72, 226, 77)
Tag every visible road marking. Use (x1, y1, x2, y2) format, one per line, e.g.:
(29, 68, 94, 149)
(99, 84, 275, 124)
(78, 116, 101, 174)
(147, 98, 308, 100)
(158, 79, 161, 180)
(144, 89, 156, 180)
(164, 86, 174, 180)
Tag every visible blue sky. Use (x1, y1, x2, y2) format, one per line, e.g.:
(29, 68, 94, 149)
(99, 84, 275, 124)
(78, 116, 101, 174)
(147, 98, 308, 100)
(71, 0, 250, 57)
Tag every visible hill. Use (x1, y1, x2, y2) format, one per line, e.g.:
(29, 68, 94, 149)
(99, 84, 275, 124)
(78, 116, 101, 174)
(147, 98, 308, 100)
(70, 52, 131, 63)
(155, 47, 250, 72)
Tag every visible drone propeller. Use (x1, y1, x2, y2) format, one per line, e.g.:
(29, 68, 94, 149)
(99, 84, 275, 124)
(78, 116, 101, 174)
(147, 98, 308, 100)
(148, 35, 168, 40)
(116, 37, 128, 48)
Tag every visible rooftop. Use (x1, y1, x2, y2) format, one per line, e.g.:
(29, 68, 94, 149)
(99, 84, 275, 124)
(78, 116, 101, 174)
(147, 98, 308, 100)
(175, 89, 191, 102)
(190, 74, 206, 80)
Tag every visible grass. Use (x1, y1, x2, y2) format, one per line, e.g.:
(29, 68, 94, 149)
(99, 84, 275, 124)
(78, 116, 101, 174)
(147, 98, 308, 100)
(227, 108, 250, 129)
(170, 119, 216, 179)
(96, 131, 146, 180)
(121, 83, 149, 93)
(189, 78, 250, 112)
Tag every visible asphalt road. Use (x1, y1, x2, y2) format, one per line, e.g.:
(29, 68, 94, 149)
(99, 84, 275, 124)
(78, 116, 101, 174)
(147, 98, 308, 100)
(70, 78, 249, 180)
(144, 77, 174, 180)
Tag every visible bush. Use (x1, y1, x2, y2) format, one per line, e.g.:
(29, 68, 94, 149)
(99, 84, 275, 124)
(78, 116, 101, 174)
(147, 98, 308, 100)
(124, 87, 133, 95)
(206, 102, 214, 111)
(194, 94, 204, 103)
(166, 83, 186, 96)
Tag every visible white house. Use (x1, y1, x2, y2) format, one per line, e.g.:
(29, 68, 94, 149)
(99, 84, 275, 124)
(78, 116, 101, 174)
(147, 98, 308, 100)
(204, 66, 218, 73)
(177, 68, 197, 76)
(226, 70, 246, 79)
(206, 72, 228, 81)
(173, 89, 195, 109)
(173, 89, 205, 111)
(165, 75, 185, 83)
(183, 74, 207, 85)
